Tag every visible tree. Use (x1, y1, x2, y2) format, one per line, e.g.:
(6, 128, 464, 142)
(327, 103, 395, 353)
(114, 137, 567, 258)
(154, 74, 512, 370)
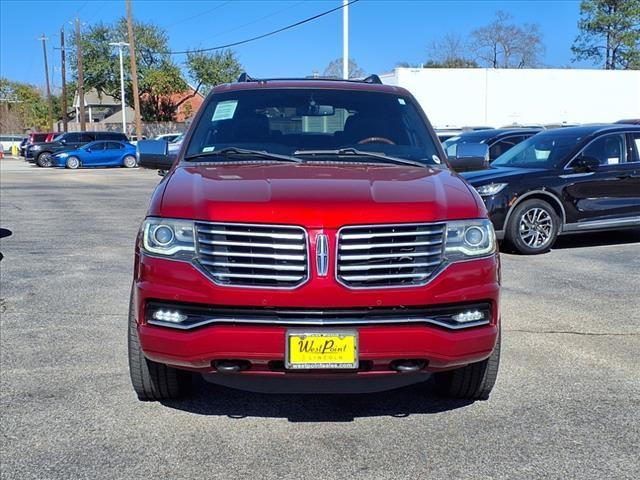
(425, 33, 478, 68)
(0, 78, 51, 131)
(323, 58, 365, 78)
(470, 11, 545, 68)
(572, 0, 640, 69)
(185, 49, 243, 99)
(72, 19, 187, 121)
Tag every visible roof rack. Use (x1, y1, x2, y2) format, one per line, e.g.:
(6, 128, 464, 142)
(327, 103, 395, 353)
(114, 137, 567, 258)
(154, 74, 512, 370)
(236, 73, 383, 85)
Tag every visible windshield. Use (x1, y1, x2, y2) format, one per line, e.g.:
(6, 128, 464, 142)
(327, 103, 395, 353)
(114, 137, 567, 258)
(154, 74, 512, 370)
(491, 131, 585, 169)
(185, 88, 441, 165)
(442, 132, 492, 157)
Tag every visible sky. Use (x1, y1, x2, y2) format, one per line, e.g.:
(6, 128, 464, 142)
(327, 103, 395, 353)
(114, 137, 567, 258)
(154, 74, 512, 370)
(0, 0, 591, 91)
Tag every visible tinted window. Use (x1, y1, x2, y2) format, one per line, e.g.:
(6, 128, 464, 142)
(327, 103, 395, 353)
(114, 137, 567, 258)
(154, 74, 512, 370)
(489, 136, 527, 159)
(579, 134, 626, 165)
(186, 88, 440, 164)
(63, 133, 82, 143)
(628, 133, 640, 162)
(84, 141, 105, 151)
(492, 131, 588, 169)
(106, 142, 123, 150)
(79, 133, 95, 143)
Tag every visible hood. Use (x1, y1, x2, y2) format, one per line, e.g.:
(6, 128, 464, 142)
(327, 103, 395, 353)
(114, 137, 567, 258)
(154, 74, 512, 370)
(30, 141, 62, 149)
(155, 163, 483, 228)
(461, 166, 545, 185)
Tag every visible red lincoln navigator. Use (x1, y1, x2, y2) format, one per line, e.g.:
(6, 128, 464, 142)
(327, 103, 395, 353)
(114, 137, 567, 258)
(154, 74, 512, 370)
(129, 74, 501, 401)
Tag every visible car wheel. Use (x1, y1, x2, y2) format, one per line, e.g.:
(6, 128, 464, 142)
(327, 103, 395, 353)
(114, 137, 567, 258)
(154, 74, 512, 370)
(36, 152, 53, 167)
(433, 328, 501, 400)
(123, 155, 137, 168)
(65, 156, 80, 169)
(127, 287, 191, 401)
(505, 198, 560, 255)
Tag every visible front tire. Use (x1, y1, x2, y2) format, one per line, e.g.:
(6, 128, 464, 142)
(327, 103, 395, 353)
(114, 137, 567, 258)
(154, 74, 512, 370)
(128, 288, 190, 401)
(505, 199, 560, 255)
(36, 152, 53, 167)
(123, 155, 137, 168)
(434, 329, 500, 400)
(65, 156, 80, 169)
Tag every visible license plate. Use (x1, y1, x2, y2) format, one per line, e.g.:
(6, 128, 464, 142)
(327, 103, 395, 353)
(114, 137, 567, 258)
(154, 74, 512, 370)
(286, 330, 358, 370)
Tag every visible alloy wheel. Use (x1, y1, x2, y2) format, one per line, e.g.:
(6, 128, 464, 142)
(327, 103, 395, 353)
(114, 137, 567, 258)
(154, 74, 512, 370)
(518, 207, 553, 249)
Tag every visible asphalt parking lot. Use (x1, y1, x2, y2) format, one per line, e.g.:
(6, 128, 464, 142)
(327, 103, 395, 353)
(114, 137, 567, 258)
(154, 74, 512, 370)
(1, 158, 639, 480)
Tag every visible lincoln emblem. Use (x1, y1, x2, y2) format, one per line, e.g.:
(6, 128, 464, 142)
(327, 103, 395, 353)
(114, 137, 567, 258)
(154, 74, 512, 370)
(316, 233, 329, 277)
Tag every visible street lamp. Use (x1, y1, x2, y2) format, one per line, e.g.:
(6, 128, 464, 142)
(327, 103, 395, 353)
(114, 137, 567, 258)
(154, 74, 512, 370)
(109, 41, 130, 135)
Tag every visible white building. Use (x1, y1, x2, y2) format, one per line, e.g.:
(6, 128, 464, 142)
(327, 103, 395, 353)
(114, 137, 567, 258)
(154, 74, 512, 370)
(380, 68, 640, 128)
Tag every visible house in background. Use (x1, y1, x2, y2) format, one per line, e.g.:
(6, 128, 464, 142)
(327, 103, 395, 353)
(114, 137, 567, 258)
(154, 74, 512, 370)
(63, 85, 205, 131)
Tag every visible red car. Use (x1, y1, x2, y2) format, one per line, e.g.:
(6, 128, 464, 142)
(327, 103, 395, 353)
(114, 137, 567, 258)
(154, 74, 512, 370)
(130, 74, 501, 401)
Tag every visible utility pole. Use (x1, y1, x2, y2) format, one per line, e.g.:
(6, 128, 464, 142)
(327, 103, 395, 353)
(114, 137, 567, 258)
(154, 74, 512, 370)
(39, 34, 54, 131)
(60, 28, 68, 132)
(342, 0, 349, 79)
(75, 18, 86, 131)
(109, 42, 129, 134)
(126, 0, 143, 140)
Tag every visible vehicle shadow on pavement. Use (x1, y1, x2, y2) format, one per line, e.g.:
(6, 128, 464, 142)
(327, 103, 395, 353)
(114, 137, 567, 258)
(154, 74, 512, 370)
(161, 377, 474, 422)
(551, 228, 640, 250)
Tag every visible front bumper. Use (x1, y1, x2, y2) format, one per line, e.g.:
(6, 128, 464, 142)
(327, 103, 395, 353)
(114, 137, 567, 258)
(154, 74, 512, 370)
(134, 253, 500, 375)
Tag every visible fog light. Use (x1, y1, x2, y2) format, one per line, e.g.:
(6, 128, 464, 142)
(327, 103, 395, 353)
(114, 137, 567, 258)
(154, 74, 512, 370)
(452, 310, 485, 323)
(152, 309, 187, 323)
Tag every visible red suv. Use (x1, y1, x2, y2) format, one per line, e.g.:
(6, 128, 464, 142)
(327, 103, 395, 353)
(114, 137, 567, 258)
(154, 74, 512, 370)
(130, 75, 501, 401)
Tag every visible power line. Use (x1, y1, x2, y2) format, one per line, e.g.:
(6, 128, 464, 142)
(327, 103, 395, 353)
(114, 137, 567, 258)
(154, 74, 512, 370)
(157, 0, 360, 55)
(166, 0, 232, 29)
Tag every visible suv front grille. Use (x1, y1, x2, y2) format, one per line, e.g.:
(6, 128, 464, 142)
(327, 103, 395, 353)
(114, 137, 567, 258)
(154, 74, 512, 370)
(195, 222, 308, 288)
(337, 223, 446, 288)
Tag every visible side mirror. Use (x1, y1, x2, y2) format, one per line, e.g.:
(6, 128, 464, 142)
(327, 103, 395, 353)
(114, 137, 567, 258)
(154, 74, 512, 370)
(136, 140, 174, 170)
(60, 138, 67, 144)
(572, 156, 600, 173)
(85, 147, 92, 153)
(448, 143, 489, 172)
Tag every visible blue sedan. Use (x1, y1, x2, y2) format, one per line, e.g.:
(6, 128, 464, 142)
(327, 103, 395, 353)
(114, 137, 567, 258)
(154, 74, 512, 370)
(51, 141, 137, 169)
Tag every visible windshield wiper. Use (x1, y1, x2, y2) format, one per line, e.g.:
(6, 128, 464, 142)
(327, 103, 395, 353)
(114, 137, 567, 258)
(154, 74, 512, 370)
(293, 148, 427, 168)
(184, 147, 301, 163)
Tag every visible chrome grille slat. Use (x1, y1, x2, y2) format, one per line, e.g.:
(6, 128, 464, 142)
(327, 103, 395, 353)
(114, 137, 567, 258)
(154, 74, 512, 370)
(339, 249, 441, 261)
(198, 239, 305, 250)
(339, 261, 441, 271)
(197, 228, 304, 240)
(340, 239, 442, 250)
(196, 222, 308, 288)
(341, 228, 443, 240)
(201, 260, 306, 271)
(337, 223, 445, 288)
(198, 249, 305, 261)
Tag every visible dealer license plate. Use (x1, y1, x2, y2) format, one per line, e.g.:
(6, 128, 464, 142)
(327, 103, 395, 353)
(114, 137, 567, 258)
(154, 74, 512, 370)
(285, 330, 358, 370)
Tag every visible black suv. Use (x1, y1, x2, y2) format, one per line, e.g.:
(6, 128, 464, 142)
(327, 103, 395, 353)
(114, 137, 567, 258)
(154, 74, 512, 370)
(462, 125, 640, 254)
(443, 128, 542, 170)
(27, 131, 128, 167)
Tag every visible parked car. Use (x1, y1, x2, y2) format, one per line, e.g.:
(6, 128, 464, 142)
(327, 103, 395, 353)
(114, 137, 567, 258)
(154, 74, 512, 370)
(444, 128, 542, 171)
(615, 119, 640, 125)
(0, 135, 26, 153)
(154, 133, 182, 143)
(50, 140, 137, 169)
(462, 125, 640, 254)
(26, 131, 128, 166)
(129, 135, 148, 145)
(435, 126, 492, 143)
(129, 74, 501, 402)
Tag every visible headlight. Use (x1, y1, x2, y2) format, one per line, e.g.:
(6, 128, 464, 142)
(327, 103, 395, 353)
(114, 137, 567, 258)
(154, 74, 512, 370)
(475, 183, 507, 196)
(445, 219, 496, 259)
(141, 218, 195, 258)
(57, 152, 69, 158)
(31, 145, 42, 151)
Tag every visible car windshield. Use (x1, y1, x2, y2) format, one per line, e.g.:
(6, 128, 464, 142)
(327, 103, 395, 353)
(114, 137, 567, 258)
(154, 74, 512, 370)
(53, 134, 65, 142)
(442, 132, 494, 157)
(185, 88, 441, 165)
(491, 131, 586, 169)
